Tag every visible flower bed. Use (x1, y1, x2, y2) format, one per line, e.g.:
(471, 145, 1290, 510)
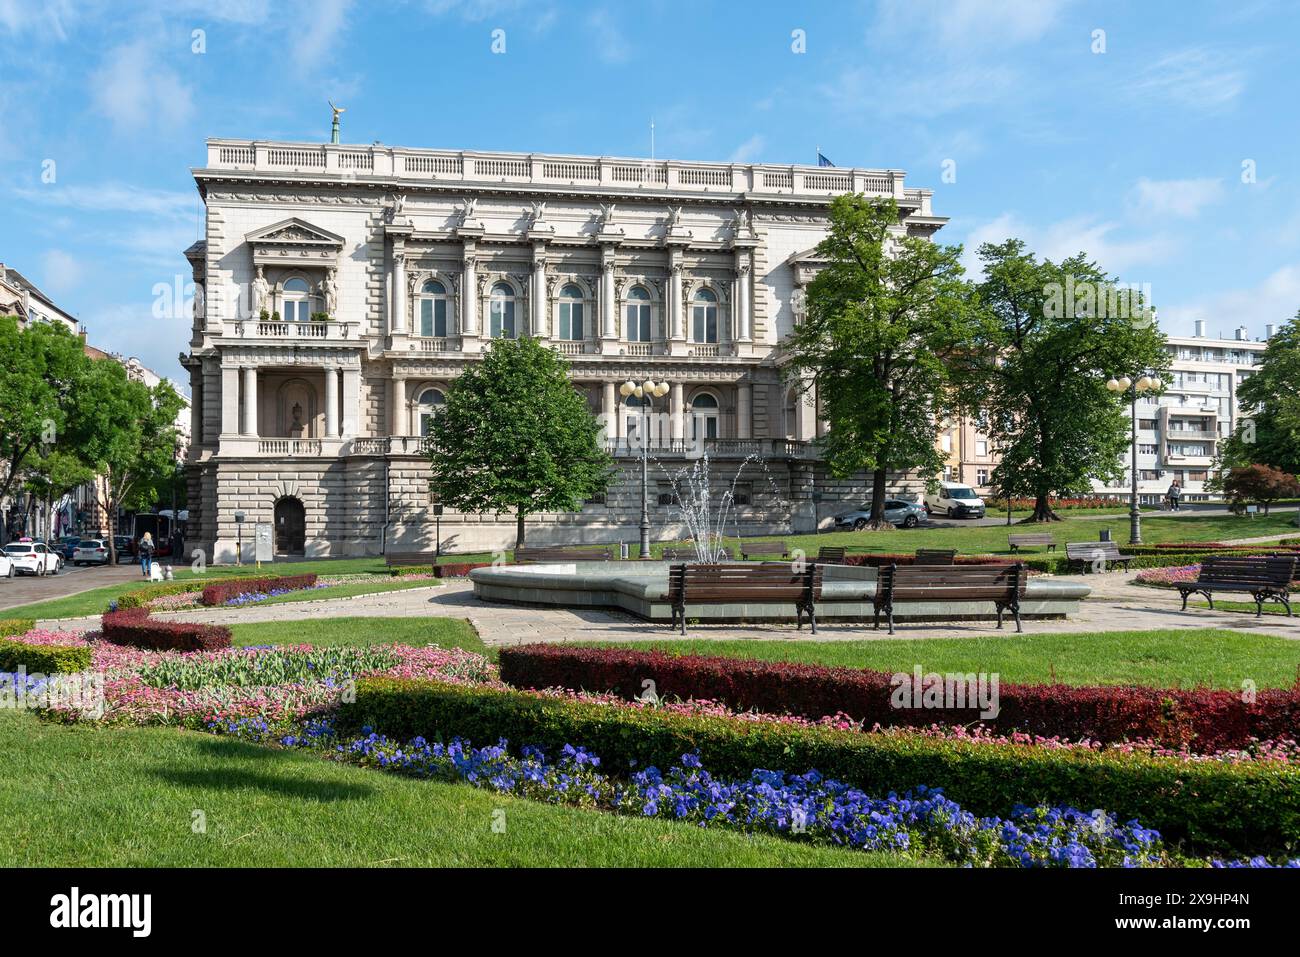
(212, 718, 1182, 867)
(1135, 563, 1300, 589)
(101, 606, 233, 652)
(498, 644, 1300, 753)
(0, 637, 92, 673)
(0, 618, 35, 638)
(200, 574, 319, 607)
(340, 676, 1300, 856)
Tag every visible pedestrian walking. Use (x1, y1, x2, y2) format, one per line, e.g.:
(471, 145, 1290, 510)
(138, 531, 155, 578)
(1166, 480, 1182, 512)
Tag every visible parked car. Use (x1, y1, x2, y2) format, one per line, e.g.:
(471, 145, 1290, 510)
(0, 551, 14, 579)
(53, 536, 82, 561)
(925, 482, 987, 519)
(72, 539, 112, 566)
(833, 498, 928, 530)
(113, 535, 136, 563)
(3, 540, 62, 576)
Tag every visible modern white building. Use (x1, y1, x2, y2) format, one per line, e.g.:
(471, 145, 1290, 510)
(1093, 320, 1271, 501)
(180, 138, 946, 561)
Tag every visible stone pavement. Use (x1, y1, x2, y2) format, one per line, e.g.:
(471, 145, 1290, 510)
(0, 561, 144, 612)
(35, 572, 1300, 645)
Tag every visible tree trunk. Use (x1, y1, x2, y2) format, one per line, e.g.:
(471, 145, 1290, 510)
(1022, 493, 1061, 523)
(515, 509, 526, 549)
(861, 468, 895, 530)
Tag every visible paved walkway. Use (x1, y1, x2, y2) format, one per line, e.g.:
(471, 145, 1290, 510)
(0, 562, 144, 612)
(35, 573, 1300, 644)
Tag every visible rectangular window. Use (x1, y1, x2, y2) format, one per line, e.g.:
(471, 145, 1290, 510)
(560, 302, 583, 340)
(975, 440, 988, 456)
(491, 301, 515, 338)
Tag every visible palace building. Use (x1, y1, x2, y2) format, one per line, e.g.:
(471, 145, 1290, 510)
(180, 138, 945, 561)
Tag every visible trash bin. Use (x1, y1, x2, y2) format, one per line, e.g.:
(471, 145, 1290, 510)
(1099, 529, 1112, 542)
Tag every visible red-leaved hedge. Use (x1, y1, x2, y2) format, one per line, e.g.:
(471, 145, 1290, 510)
(498, 644, 1300, 753)
(435, 562, 493, 578)
(199, 574, 318, 606)
(101, 606, 232, 652)
(839, 553, 1027, 569)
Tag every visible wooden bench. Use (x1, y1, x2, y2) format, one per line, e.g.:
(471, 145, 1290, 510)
(875, 563, 1028, 635)
(914, 548, 957, 565)
(661, 547, 732, 561)
(1008, 533, 1056, 553)
(739, 540, 790, 561)
(1177, 555, 1297, 618)
(816, 546, 847, 564)
(1065, 541, 1134, 573)
(668, 562, 824, 635)
(385, 551, 437, 568)
(513, 545, 615, 563)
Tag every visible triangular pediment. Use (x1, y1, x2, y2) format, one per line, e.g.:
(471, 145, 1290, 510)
(246, 218, 344, 247)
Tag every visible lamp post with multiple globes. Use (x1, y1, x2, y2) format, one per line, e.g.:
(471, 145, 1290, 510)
(619, 379, 670, 558)
(1105, 373, 1163, 545)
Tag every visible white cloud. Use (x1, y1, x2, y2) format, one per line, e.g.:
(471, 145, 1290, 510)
(1129, 48, 1246, 111)
(875, 0, 1071, 50)
(297, 0, 352, 63)
(960, 212, 1175, 279)
(587, 10, 630, 64)
(89, 40, 194, 134)
(41, 249, 82, 295)
(1161, 264, 1300, 339)
(729, 135, 765, 164)
(13, 183, 195, 219)
(1129, 177, 1224, 219)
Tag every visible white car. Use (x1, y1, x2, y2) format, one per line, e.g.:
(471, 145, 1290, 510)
(924, 482, 988, 519)
(0, 552, 13, 578)
(3, 541, 62, 576)
(72, 539, 112, 566)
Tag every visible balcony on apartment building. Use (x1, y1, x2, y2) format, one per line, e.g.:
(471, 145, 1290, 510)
(226, 317, 362, 344)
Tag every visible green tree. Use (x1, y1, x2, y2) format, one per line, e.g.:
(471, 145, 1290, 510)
(1215, 312, 1300, 477)
(960, 240, 1169, 522)
(1220, 463, 1300, 516)
(22, 449, 95, 538)
(782, 195, 979, 527)
(69, 361, 184, 563)
(426, 337, 614, 548)
(0, 315, 94, 516)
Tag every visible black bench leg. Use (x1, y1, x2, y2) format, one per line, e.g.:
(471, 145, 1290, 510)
(887, 604, 895, 636)
(873, 604, 880, 630)
(1012, 601, 1023, 634)
(1178, 588, 1190, 611)
(996, 603, 1005, 629)
(806, 602, 818, 635)
(796, 605, 804, 631)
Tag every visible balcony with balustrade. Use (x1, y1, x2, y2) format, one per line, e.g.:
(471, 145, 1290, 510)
(226, 318, 362, 345)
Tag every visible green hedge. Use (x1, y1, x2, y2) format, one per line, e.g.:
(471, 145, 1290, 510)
(114, 580, 204, 609)
(0, 638, 93, 674)
(341, 677, 1300, 857)
(0, 618, 35, 638)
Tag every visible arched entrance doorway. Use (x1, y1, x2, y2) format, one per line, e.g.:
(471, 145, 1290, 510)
(273, 496, 306, 555)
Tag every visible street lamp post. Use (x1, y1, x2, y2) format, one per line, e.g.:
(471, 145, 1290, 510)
(619, 378, 670, 559)
(1106, 373, 1163, 545)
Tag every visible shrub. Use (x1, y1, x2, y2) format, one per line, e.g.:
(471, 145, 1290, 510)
(434, 562, 492, 578)
(115, 580, 204, 609)
(101, 607, 232, 652)
(497, 644, 1300, 753)
(199, 574, 318, 606)
(0, 618, 35, 638)
(340, 677, 1300, 856)
(0, 638, 93, 673)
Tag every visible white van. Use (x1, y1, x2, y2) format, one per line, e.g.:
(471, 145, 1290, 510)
(925, 482, 987, 519)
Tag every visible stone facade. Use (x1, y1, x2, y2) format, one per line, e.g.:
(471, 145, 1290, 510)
(181, 139, 945, 562)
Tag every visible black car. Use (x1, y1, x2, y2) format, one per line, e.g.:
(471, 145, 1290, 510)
(113, 535, 136, 562)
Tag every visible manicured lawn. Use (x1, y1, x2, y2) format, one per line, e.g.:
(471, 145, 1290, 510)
(0, 711, 930, 867)
(230, 616, 485, 654)
(1191, 600, 1296, 617)
(585, 628, 1300, 689)
(249, 578, 441, 607)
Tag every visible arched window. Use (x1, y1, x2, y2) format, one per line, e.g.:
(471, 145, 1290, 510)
(691, 288, 718, 343)
(418, 279, 449, 338)
(626, 286, 652, 342)
(689, 392, 719, 440)
(489, 282, 517, 339)
(558, 284, 584, 341)
(418, 388, 445, 436)
(282, 278, 312, 323)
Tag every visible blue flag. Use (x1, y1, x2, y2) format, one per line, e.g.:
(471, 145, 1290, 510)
(817, 152, 834, 167)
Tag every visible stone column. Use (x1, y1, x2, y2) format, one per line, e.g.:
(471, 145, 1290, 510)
(668, 254, 684, 341)
(600, 246, 617, 339)
(220, 365, 240, 436)
(461, 244, 478, 336)
(737, 382, 752, 440)
(324, 367, 339, 438)
(670, 381, 684, 442)
(390, 377, 407, 436)
(532, 242, 548, 338)
(241, 367, 258, 437)
(735, 251, 752, 342)
(341, 368, 360, 438)
(391, 246, 407, 335)
(601, 381, 616, 445)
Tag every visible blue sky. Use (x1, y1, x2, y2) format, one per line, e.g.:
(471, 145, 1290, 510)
(2, 0, 1298, 389)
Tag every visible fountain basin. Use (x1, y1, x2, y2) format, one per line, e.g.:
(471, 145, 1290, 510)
(469, 562, 1092, 624)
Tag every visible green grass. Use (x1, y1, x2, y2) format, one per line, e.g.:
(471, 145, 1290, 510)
(249, 578, 441, 607)
(1192, 600, 1296, 618)
(584, 628, 1300, 690)
(230, 616, 486, 654)
(0, 711, 931, 867)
